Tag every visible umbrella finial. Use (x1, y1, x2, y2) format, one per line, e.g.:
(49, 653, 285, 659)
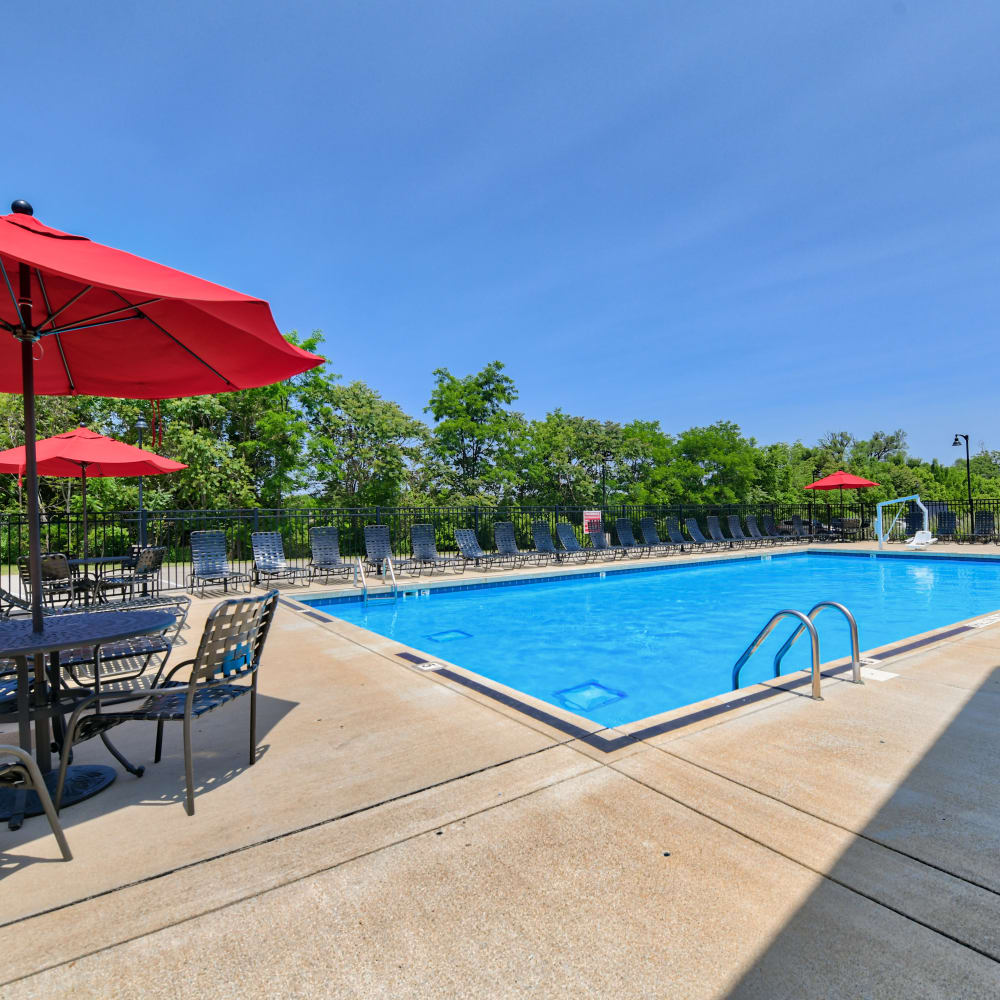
(10, 199, 33, 216)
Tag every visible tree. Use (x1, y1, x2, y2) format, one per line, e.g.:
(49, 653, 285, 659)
(425, 361, 521, 500)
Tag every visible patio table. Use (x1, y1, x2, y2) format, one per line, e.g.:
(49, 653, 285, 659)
(0, 608, 175, 826)
(68, 555, 129, 605)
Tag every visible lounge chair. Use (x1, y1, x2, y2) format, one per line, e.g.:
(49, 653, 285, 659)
(762, 515, 795, 545)
(308, 526, 352, 581)
(250, 532, 311, 587)
(744, 515, 775, 546)
(904, 506, 924, 539)
(665, 518, 688, 550)
(706, 515, 737, 548)
(727, 515, 759, 548)
(1, 746, 71, 860)
(56, 591, 278, 816)
(454, 528, 502, 569)
(972, 511, 996, 544)
(935, 510, 958, 543)
(639, 517, 679, 556)
(363, 524, 409, 575)
(410, 523, 463, 574)
(790, 515, 812, 542)
(684, 518, 722, 551)
(530, 522, 582, 563)
(614, 518, 650, 558)
(189, 530, 252, 596)
(495, 521, 548, 566)
(588, 528, 627, 560)
(555, 522, 593, 562)
(906, 530, 937, 550)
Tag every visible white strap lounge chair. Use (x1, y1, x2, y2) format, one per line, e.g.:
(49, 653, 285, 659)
(905, 530, 937, 550)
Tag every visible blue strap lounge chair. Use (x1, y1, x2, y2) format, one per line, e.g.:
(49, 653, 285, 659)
(495, 521, 547, 566)
(614, 518, 649, 558)
(727, 515, 759, 548)
(555, 523, 593, 562)
(410, 523, 463, 575)
(454, 528, 502, 569)
(706, 515, 737, 548)
(589, 528, 627, 560)
(685, 518, 723, 551)
(309, 526, 352, 581)
(639, 517, 678, 556)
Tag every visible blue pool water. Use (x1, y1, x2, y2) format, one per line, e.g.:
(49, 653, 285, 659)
(303, 552, 1000, 727)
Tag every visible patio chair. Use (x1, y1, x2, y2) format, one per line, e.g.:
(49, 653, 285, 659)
(971, 511, 996, 544)
(1, 746, 72, 860)
(744, 515, 774, 546)
(189, 531, 252, 597)
(684, 518, 722, 551)
(639, 517, 678, 556)
(588, 527, 627, 559)
(727, 515, 759, 547)
(706, 515, 736, 548)
(935, 510, 958, 542)
(904, 505, 924, 539)
(99, 546, 166, 601)
(18, 553, 77, 608)
(308, 526, 352, 581)
(454, 528, 502, 569)
(56, 590, 278, 816)
(555, 522, 593, 562)
(251, 532, 311, 587)
(614, 518, 650, 558)
(495, 521, 547, 566)
(410, 523, 463, 574)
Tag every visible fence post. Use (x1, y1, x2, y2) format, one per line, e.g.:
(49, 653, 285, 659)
(376, 506, 381, 526)
(474, 504, 480, 534)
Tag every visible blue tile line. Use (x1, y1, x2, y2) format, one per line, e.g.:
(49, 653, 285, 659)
(298, 547, 1000, 609)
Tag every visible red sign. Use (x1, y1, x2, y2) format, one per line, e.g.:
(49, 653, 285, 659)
(583, 510, 602, 534)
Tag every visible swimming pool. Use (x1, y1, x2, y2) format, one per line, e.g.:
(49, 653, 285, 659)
(302, 552, 1000, 728)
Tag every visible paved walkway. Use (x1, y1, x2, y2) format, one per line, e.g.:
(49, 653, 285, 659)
(2, 543, 999, 997)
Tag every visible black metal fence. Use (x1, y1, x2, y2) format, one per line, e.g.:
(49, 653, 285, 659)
(3, 498, 998, 595)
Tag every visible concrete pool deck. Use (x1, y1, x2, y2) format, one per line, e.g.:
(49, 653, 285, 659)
(2, 540, 999, 997)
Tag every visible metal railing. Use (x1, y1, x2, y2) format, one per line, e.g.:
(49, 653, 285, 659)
(773, 602, 862, 685)
(3, 498, 999, 596)
(732, 610, 823, 700)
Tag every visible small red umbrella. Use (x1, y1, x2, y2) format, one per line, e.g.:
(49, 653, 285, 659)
(804, 470, 880, 520)
(0, 427, 187, 558)
(1, 199, 324, 630)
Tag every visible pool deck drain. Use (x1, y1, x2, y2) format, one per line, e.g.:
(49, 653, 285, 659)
(2, 540, 999, 997)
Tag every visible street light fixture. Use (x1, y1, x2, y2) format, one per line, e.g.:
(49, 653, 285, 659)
(136, 415, 149, 546)
(952, 433, 973, 537)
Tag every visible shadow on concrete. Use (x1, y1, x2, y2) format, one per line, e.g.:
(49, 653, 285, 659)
(726, 666, 1000, 997)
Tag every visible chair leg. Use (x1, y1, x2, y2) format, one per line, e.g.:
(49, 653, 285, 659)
(154, 720, 165, 762)
(183, 713, 195, 815)
(19, 755, 72, 861)
(249, 688, 257, 766)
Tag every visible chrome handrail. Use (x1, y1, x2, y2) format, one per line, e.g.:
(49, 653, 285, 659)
(384, 556, 399, 602)
(354, 557, 368, 606)
(731, 609, 822, 700)
(773, 601, 862, 685)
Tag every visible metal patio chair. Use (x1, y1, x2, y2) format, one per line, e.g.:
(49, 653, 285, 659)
(99, 546, 166, 601)
(971, 511, 997, 544)
(706, 515, 738, 548)
(409, 523, 463, 574)
(189, 530, 252, 596)
(308, 526, 353, 581)
(251, 532, 311, 587)
(531, 522, 581, 563)
(363, 524, 411, 576)
(588, 527, 627, 560)
(494, 521, 547, 566)
(684, 518, 722, 551)
(18, 553, 77, 608)
(1, 746, 72, 860)
(56, 590, 278, 816)
(614, 518, 650, 558)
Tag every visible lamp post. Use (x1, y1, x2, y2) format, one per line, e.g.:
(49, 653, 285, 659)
(601, 451, 613, 510)
(136, 415, 149, 546)
(953, 433, 973, 537)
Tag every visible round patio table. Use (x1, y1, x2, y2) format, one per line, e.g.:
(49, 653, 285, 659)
(0, 608, 176, 825)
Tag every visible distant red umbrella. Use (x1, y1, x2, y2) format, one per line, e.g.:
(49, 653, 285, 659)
(805, 470, 880, 520)
(0, 199, 324, 630)
(0, 427, 187, 558)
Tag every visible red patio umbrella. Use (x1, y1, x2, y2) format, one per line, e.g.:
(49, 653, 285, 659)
(0, 199, 323, 630)
(804, 469, 880, 520)
(0, 427, 187, 558)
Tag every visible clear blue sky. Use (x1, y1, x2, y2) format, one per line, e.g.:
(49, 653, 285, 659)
(8, 2, 999, 461)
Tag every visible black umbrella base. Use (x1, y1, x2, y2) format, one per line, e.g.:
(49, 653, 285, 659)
(1, 764, 116, 827)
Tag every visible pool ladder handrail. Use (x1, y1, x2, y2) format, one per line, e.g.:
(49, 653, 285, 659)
(354, 556, 398, 607)
(731, 610, 822, 700)
(773, 601, 862, 686)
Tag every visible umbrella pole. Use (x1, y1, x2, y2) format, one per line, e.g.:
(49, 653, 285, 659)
(81, 467, 88, 560)
(17, 291, 44, 633)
